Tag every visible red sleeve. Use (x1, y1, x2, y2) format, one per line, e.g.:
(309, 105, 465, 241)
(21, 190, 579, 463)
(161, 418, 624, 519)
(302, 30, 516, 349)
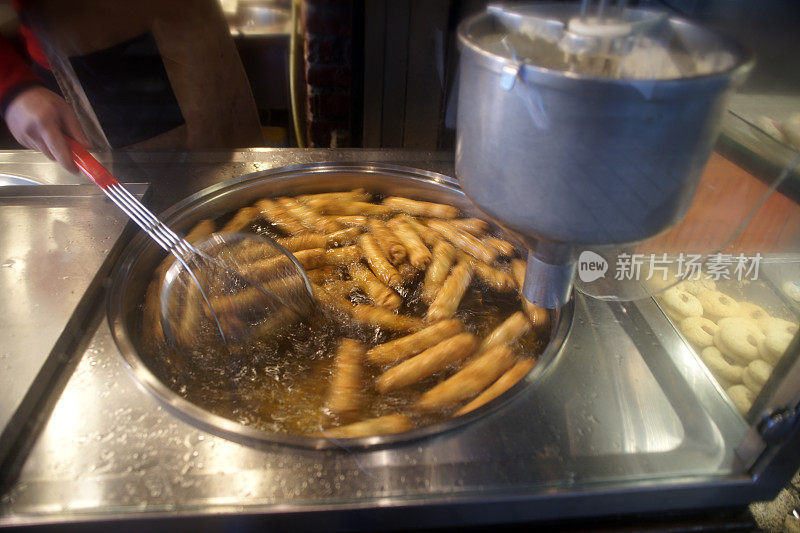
(0, 34, 41, 114)
(10, 0, 49, 69)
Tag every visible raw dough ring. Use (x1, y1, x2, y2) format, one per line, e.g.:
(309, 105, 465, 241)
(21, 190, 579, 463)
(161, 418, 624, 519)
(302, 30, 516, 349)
(679, 316, 719, 347)
(696, 289, 741, 320)
(726, 385, 754, 416)
(760, 331, 793, 364)
(713, 325, 764, 364)
(662, 287, 703, 319)
(742, 359, 773, 395)
(717, 316, 762, 336)
(700, 346, 743, 384)
(755, 318, 798, 363)
(757, 317, 798, 336)
(736, 302, 769, 322)
(678, 278, 716, 296)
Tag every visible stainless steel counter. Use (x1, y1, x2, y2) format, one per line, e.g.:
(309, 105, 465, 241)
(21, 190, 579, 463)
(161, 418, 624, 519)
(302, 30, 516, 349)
(0, 182, 148, 467)
(0, 149, 760, 529)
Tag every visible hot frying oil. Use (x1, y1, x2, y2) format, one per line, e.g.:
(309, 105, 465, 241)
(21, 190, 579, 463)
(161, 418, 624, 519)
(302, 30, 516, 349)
(140, 211, 550, 436)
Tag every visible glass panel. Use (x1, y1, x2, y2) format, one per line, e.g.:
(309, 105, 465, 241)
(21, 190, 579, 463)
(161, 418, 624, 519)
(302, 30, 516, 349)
(634, 113, 800, 436)
(574, 137, 800, 303)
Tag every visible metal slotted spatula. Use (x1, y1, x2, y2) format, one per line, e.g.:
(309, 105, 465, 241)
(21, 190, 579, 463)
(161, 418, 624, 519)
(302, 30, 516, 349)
(68, 139, 314, 348)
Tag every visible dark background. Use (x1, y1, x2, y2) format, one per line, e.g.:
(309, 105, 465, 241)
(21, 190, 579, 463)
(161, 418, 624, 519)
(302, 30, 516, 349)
(0, 0, 797, 150)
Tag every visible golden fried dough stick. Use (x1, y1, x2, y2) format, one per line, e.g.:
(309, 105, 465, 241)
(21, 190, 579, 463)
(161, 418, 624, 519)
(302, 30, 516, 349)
(305, 266, 340, 285)
(240, 255, 288, 282)
(320, 279, 358, 299)
(382, 197, 459, 219)
(464, 254, 517, 292)
(351, 304, 424, 332)
(143, 279, 165, 343)
(348, 263, 401, 311)
(203, 272, 312, 325)
(325, 227, 361, 247)
(175, 279, 206, 347)
(485, 236, 515, 257)
(325, 245, 363, 266)
(242, 249, 325, 282)
(455, 358, 536, 416)
(426, 259, 474, 322)
(220, 206, 259, 233)
(478, 311, 531, 355)
(155, 219, 215, 280)
(359, 233, 402, 289)
(326, 339, 366, 421)
(397, 262, 419, 285)
(376, 332, 478, 393)
(206, 287, 261, 318)
(277, 197, 342, 234)
(388, 217, 431, 269)
(277, 233, 327, 252)
(296, 188, 371, 204)
(511, 259, 551, 331)
(367, 219, 407, 265)
(206, 277, 306, 317)
(293, 248, 328, 270)
(250, 306, 303, 340)
(308, 198, 394, 217)
(276, 228, 361, 253)
(185, 219, 217, 245)
(232, 240, 281, 263)
(427, 219, 498, 263)
(366, 318, 463, 366)
(316, 413, 412, 438)
(330, 215, 369, 228)
(400, 215, 440, 247)
(203, 276, 314, 335)
(416, 345, 516, 411)
(255, 198, 307, 235)
(446, 218, 489, 236)
(312, 283, 356, 316)
(421, 240, 457, 304)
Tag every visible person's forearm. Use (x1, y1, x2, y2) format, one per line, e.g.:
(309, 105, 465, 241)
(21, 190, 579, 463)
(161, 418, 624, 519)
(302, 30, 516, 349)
(4, 85, 89, 172)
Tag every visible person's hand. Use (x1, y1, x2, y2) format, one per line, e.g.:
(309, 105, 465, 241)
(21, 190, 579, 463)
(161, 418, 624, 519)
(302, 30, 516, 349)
(4, 85, 89, 173)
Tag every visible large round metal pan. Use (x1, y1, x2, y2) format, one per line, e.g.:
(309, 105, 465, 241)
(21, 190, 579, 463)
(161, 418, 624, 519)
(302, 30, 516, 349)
(107, 163, 574, 449)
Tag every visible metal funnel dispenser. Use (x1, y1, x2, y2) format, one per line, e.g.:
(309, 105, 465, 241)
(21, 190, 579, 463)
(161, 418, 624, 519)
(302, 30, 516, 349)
(455, 3, 751, 308)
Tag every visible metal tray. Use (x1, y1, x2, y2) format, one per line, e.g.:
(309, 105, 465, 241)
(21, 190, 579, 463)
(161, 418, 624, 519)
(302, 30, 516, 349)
(0, 183, 148, 467)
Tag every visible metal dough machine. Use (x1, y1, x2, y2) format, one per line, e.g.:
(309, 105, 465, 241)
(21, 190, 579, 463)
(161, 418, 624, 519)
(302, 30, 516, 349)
(455, 1, 752, 308)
